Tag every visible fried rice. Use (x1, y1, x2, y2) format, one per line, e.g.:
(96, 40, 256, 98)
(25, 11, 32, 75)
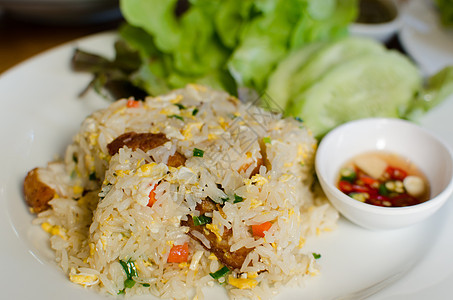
(26, 84, 338, 299)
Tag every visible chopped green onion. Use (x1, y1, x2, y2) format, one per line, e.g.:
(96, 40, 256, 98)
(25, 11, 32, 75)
(312, 253, 321, 259)
(193, 148, 204, 157)
(72, 154, 78, 163)
(168, 114, 184, 121)
(174, 103, 186, 109)
(117, 289, 125, 295)
(209, 266, 230, 280)
(193, 215, 212, 226)
(142, 283, 150, 287)
(192, 108, 199, 116)
(263, 136, 271, 144)
(89, 172, 97, 181)
(233, 194, 244, 203)
(294, 116, 303, 122)
(124, 278, 136, 288)
(119, 259, 137, 290)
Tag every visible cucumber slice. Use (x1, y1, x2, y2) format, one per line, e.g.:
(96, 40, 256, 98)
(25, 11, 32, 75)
(266, 42, 324, 112)
(289, 37, 387, 96)
(288, 51, 422, 137)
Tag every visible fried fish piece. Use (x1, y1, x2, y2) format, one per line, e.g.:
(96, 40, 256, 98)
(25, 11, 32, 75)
(107, 132, 186, 167)
(23, 168, 56, 213)
(181, 198, 253, 270)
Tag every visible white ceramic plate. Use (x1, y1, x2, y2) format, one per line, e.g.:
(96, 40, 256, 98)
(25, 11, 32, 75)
(400, 0, 453, 76)
(1, 32, 453, 300)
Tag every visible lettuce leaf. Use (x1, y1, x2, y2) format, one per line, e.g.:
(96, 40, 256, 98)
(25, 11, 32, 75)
(434, 0, 453, 27)
(117, 0, 357, 96)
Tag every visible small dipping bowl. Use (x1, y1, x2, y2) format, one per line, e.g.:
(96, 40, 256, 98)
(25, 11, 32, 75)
(349, 0, 401, 43)
(315, 118, 453, 230)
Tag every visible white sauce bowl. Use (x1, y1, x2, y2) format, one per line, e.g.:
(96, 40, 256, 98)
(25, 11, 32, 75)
(349, 0, 402, 43)
(315, 118, 453, 230)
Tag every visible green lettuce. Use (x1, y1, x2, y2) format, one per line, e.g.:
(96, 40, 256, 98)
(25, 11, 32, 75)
(434, 0, 453, 27)
(117, 0, 358, 95)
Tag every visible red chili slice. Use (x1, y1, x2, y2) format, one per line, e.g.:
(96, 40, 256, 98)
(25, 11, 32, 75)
(351, 184, 372, 193)
(385, 166, 407, 181)
(338, 180, 354, 193)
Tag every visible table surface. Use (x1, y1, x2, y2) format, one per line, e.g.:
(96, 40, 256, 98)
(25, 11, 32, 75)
(0, 14, 123, 74)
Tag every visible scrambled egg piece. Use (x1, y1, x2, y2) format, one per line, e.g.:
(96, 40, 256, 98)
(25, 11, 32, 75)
(41, 222, 67, 240)
(205, 223, 222, 242)
(244, 174, 268, 186)
(72, 185, 84, 195)
(182, 122, 203, 140)
(228, 276, 258, 289)
(69, 273, 98, 286)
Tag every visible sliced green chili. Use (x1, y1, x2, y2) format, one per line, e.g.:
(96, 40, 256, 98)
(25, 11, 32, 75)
(339, 167, 357, 182)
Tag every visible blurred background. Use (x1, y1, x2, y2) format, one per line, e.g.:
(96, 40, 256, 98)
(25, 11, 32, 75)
(0, 0, 123, 73)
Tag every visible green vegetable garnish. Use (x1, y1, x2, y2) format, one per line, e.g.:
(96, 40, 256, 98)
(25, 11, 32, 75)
(174, 103, 186, 109)
(233, 194, 244, 203)
(89, 172, 97, 181)
(168, 114, 184, 121)
(193, 148, 204, 157)
(192, 108, 199, 116)
(119, 259, 138, 291)
(339, 168, 356, 182)
(263, 137, 271, 144)
(193, 215, 212, 226)
(312, 253, 321, 259)
(378, 183, 389, 196)
(124, 278, 136, 288)
(209, 266, 230, 280)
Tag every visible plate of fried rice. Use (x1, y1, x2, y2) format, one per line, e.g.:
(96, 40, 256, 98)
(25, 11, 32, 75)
(1, 32, 453, 300)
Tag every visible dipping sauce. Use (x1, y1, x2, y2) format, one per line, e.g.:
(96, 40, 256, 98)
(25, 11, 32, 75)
(356, 0, 397, 24)
(337, 151, 430, 207)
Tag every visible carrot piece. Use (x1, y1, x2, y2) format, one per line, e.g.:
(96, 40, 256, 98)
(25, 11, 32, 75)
(127, 99, 140, 108)
(167, 243, 189, 263)
(252, 221, 272, 238)
(148, 185, 157, 207)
